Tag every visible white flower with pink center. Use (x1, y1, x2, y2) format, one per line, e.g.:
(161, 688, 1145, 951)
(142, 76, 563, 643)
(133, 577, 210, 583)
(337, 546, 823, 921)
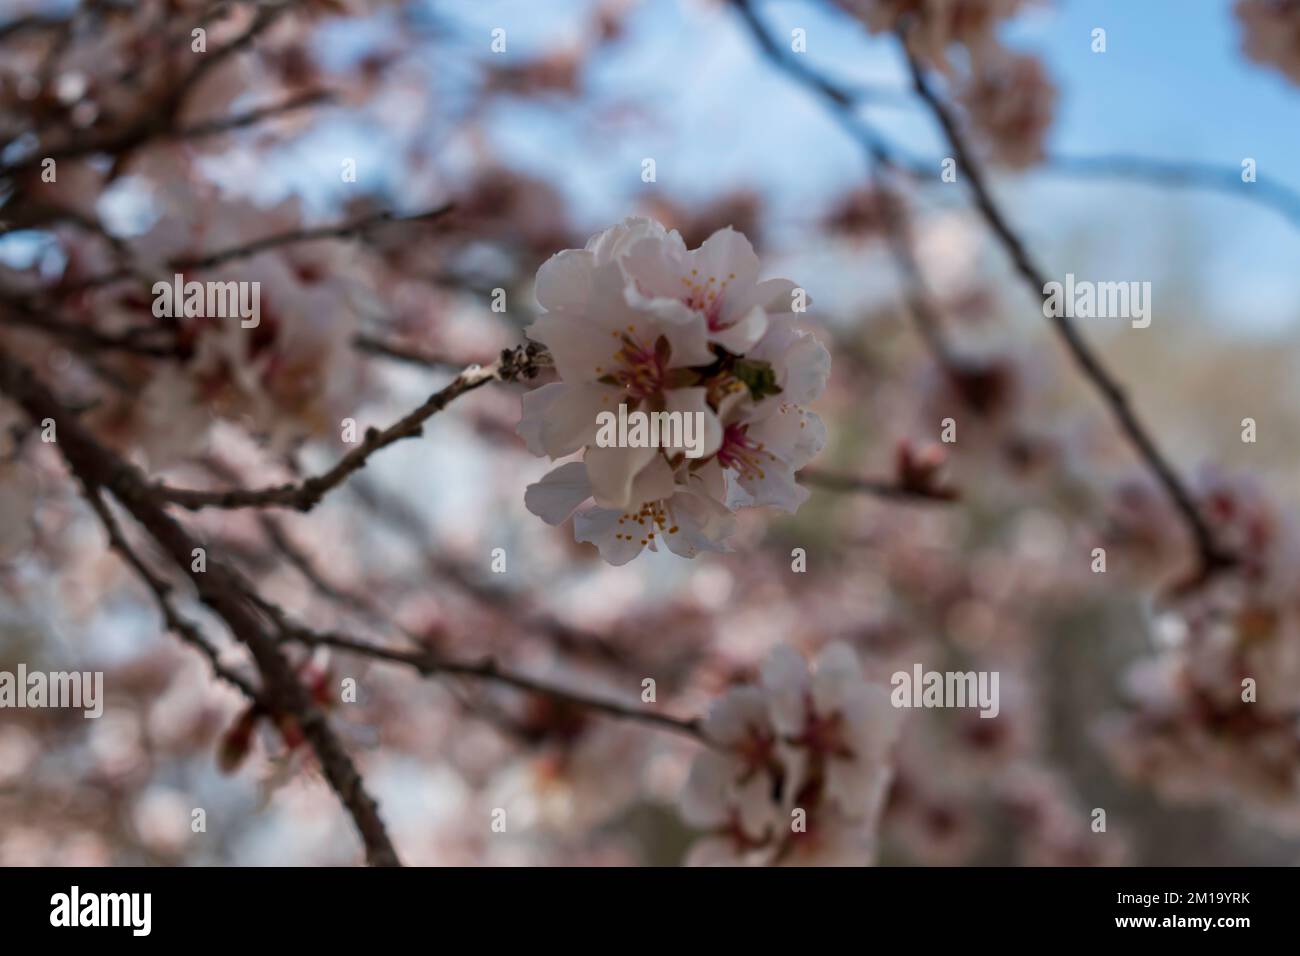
(680, 643, 902, 866)
(519, 218, 829, 563)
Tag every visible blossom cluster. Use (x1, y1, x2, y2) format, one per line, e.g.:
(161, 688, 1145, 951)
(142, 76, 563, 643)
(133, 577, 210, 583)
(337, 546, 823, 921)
(1103, 475, 1300, 829)
(1236, 0, 1300, 85)
(834, 0, 1056, 168)
(680, 643, 901, 865)
(519, 218, 829, 564)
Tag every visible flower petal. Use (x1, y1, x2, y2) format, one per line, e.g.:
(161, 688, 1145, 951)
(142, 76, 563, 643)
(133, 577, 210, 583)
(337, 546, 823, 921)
(523, 461, 592, 526)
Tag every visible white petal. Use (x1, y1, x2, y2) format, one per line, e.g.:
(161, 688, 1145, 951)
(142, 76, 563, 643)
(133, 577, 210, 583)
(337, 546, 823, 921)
(703, 686, 771, 745)
(664, 387, 723, 460)
(573, 506, 646, 565)
(585, 217, 675, 264)
(621, 234, 688, 300)
(627, 452, 678, 505)
(523, 462, 592, 526)
(749, 407, 826, 469)
(778, 333, 832, 407)
(534, 249, 595, 313)
(736, 464, 809, 514)
(526, 313, 619, 383)
(810, 642, 863, 714)
(679, 751, 735, 828)
(687, 227, 759, 291)
(710, 304, 768, 354)
(761, 645, 810, 735)
(661, 488, 736, 558)
(584, 443, 659, 510)
(517, 382, 615, 458)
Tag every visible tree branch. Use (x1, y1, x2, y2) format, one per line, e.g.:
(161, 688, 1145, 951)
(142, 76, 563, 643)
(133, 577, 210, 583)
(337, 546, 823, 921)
(800, 467, 958, 503)
(68, 204, 456, 293)
(151, 343, 549, 512)
(272, 618, 706, 743)
(0, 346, 403, 867)
(899, 44, 1232, 576)
(81, 483, 263, 703)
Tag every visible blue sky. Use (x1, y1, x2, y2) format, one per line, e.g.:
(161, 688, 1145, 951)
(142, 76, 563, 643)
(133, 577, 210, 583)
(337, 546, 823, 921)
(434, 0, 1300, 335)
(7, 1, 1293, 333)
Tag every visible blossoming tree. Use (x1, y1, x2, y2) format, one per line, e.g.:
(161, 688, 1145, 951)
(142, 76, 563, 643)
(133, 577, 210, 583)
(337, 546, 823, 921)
(1, 0, 1298, 866)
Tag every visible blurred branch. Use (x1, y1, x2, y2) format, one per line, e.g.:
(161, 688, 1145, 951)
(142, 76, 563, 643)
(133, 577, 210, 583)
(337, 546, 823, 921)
(1042, 153, 1300, 231)
(150, 343, 550, 511)
(0, 346, 403, 867)
(731, 0, 1231, 580)
(81, 484, 264, 703)
(347, 476, 638, 669)
(69, 204, 456, 293)
(352, 334, 467, 372)
(728, 0, 967, 381)
(263, 614, 706, 743)
(899, 42, 1233, 578)
(1, 2, 291, 183)
(728, 0, 923, 174)
(175, 89, 335, 140)
(0, 292, 181, 357)
(800, 467, 958, 503)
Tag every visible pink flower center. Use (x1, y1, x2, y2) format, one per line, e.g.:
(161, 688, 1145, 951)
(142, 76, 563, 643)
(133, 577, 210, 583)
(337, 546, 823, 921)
(680, 270, 736, 330)
(716, 423, 772, 480)
(606, 332, 667, 400)
(793, 700, 856, 760)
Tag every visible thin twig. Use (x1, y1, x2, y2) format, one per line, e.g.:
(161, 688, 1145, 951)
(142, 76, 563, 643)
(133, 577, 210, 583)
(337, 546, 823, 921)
(81, 484, 263, 702)
(899, 44, 1231, 575)
(1043, 154, 1300, 230)
(69, 204, 456, 292)
(174, 89, 335, 140)
(800, 467, 958, 503)
(150, 343, 549, 512)
(352, 334, 466, 372)
(730, 0, 1229, 578)
(277, 621, 706, 743)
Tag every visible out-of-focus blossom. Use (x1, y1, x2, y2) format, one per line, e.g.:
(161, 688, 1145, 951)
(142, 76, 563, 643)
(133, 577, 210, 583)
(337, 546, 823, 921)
(958, 52, 1056, 168)
(681, 643, 901, 865)
(834, 0, 1027, 69)
(1236, 0, 1300, 84)
(1103, 475, 1300, 830)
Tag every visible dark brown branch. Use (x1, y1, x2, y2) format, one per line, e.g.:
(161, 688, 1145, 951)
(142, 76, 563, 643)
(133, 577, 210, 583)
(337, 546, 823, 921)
(352, 334, 466, 372)
(730, 0, 1230, 578)
(151, 343, 549, 512)
(0, 347, 402, 867)
(799, 467, 958, 503)
(347, 477, 638, 669)
(899, 45, 1231, 575)
(1, 3, 290, 181)
(274, 621, 706, 743)
(70, 204, 456, 292)
(80, 484, 263, 702)
(174, 89, 335, 140)
(0, 293, 180, 357)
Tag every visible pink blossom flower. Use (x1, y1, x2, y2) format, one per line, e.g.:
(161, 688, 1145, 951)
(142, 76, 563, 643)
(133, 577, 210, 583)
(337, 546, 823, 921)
(681, 643, 901, 865)
(519, 218, 828, 562)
